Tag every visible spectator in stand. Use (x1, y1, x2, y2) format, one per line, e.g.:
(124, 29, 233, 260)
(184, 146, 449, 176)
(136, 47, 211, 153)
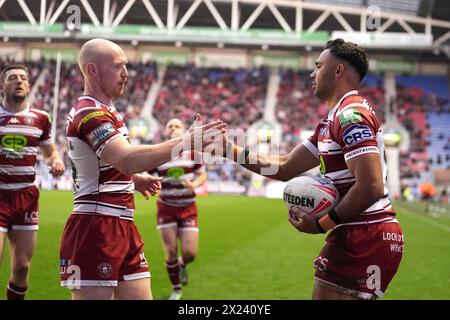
(420, 181, 436, 213)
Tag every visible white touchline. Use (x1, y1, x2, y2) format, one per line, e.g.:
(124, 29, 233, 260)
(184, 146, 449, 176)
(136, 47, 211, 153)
(398, 205, 450, 233)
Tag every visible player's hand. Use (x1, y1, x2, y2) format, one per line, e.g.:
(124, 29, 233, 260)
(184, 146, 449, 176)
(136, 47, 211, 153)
(183, 114, 227, 154)
(133, 174, 162, 199)
(287, 207, 322, 234)
(49, 158, 65, 177)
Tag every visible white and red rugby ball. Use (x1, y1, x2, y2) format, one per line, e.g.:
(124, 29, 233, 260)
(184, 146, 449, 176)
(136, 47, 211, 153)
(283, 175, 339, 218)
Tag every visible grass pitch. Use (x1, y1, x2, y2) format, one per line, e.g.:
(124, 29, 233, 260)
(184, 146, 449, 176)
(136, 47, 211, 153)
(0, 191, 449, 300)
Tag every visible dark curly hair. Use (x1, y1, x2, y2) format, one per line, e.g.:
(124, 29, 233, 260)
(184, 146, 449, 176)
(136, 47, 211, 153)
(325, 38, 368, 81)
(0, 64, 28, 83)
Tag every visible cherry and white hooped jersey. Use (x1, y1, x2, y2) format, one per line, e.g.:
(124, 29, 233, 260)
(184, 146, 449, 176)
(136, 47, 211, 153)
(0, 104, 53, 190)
(303, 90, 395, 225)
(66, 96, 135, 220)
(151, 156, 203, 207)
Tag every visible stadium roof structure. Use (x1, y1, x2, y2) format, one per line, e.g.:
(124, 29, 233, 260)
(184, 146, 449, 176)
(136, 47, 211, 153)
(0, 0, 449, 57)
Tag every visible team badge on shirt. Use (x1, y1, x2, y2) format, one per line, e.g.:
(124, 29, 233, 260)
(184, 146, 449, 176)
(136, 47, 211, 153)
(24, 117, 34, 125)
(339, 109, 362, 127)
(97, 263, 113, 278)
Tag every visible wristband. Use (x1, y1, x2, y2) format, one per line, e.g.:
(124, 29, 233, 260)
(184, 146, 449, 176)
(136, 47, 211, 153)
(315, 218, 326, 234)
(328, 208, 343, 225)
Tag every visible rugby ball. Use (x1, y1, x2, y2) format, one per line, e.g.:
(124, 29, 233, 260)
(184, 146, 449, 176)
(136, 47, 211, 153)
(283, 175, 339, 218)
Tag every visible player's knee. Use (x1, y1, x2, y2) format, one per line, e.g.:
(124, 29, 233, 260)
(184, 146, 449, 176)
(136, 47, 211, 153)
(166, 248, 178, 261)
(12, 263, 30, 279)
(183, 251, 196, 263)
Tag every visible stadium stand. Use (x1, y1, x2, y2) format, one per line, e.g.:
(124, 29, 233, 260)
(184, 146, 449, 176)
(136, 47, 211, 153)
(396, 75, 450, 198)
(152, 64, 269, 140)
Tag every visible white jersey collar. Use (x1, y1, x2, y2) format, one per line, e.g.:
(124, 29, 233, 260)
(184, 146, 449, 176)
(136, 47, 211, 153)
(78, 95, 110, 107)
(0, 103, 31, 115)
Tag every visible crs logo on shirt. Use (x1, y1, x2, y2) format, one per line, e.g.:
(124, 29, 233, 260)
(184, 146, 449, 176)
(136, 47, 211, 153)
(342, 124, 374, 147)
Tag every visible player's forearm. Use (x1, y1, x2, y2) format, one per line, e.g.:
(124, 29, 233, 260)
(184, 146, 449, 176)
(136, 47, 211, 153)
(325, 180, 384, 224)
(227, 143, 288, 180)
(131, 173, 146, 183)
(119, 137, 183, 176)
(193, 172, 207, 188)
(44, 150, 62, 166)
(41, 143, 59, 164)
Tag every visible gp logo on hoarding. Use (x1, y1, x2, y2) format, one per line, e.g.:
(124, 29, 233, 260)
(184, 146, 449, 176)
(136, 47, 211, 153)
(1, 134, 28, 151)
(342, 124, 373, 147)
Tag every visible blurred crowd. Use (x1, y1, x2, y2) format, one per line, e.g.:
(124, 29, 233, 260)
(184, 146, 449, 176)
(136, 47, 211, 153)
(152, 64, 269, 136)
(396, 83, 450, 198)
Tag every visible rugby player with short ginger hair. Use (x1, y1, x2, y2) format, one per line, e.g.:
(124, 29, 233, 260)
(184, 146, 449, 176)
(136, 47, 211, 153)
(59, 38, 226, 300)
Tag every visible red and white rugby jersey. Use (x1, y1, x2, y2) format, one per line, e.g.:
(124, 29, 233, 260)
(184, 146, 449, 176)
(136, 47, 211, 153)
(303, 90, 395, 225)
(66, 95, 135, 220)
(0, 104, 53, 190)
(151, 156, 203, 207)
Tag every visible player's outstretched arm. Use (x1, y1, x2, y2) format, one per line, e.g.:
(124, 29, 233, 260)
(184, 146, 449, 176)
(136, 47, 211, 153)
(40, 143, 65, 177)
(101, 135, 183, 176)
(224, 140, 320, 181)
(101, 118, 226, 176)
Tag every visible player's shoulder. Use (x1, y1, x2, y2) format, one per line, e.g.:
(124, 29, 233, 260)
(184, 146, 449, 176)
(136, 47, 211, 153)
(29, 107, 51, 123)
(340, 94, 371, 111)
(69, 97, 111, 124)
(29, 107, 50, 117)
(72, 97, 104, 115)
(335, 95, 374, 127)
